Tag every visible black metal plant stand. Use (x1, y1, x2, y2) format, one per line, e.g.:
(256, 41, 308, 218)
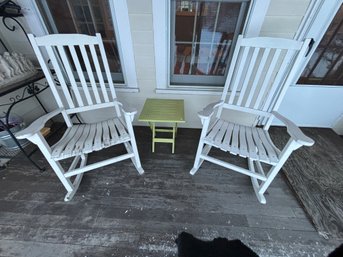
(0, 1, 47, 170)
(0, 72, 48, 171)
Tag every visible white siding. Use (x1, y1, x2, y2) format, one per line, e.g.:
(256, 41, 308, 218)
(260, 0, 310, 38)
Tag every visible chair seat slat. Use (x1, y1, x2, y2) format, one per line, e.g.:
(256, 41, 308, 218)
(214, 121, 229, 146)
(220, 122, 234, 151)
(94, 122, 103, 151)
(239, 125, 248, 157)
(63, 125, 86, 158)
(113, 118, 128, 140)
(245, 126, 258, 159)
(203, 119, 280, 165)
(51, 118, 130, 160)
(84, 123, 97, 153)
(257, 128, 279, 164)
(230, 124, 240, 155)
(74, 124, 91, 155)
(206, 120, 223, 141)
(51, 126, 78, 158)
(251, 127, 268, 162)
(108, 119, 119, 143)
(102, 121, 111, 147)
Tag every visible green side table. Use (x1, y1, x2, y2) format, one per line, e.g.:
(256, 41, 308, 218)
(139, 98, 185, 153)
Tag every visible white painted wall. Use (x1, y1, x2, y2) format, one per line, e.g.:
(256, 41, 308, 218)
(1, 0, 342, 135)
(277, 86, 343, 128)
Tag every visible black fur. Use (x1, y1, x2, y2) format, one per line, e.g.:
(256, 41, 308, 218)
(328, 243, 343, 257)
(175, 232, 259, 257)
(175, 232, 342, 257)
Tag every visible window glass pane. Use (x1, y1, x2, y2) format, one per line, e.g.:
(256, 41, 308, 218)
(171, 0, 249, 86)
(298, 4, 343, 86)
(36, 0, 124, 83)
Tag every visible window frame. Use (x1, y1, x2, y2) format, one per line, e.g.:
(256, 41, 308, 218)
(30, 0, 139, 92)
(152, 0, 271, 94)
(170, 0, 250, 87)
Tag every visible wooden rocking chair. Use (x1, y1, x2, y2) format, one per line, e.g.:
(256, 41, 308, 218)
(16, 33, 144, 201)
(190, 35, 314, 204)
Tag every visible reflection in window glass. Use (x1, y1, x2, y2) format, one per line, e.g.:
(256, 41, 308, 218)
(171, 0, 249, 86)
(298, 4, 343, 86)
(36, 0, 124, 83)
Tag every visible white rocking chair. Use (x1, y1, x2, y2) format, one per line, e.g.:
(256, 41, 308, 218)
(190, 35, 315, 204)
(16, 33, 144, 201)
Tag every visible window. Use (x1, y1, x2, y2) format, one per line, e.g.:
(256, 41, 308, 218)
(171, 0, 249, 86)
(153, 0, 269, 92)
(298, 4, 343, 86)
(35, 0, 137, 89)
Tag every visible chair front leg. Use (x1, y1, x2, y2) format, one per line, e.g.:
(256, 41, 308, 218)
(123, 113, 144, 175)
(190, 117, 211, 175)
(28, 133, 74, 194)
(258, 138, 302, 197)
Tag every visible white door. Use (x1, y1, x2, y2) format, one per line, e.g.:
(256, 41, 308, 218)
(277, 0, 343, 134)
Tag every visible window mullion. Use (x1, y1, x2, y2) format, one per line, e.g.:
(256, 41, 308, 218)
(189, 2, 200, 74)
(222, 1, 247, 77)
(87, 0, 99, 32)
(206, 2, 221, 75)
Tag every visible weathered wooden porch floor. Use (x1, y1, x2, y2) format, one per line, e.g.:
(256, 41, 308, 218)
(0, 126, 341, 257)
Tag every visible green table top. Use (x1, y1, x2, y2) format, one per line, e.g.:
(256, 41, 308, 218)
(139, 98, 185, 123)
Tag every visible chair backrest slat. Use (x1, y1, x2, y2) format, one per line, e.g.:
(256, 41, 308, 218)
(28, 34, 65, 108)
(89, 44, 110, 103)
(244, 48, 271, 108)
(45, 45, 75, 108)
(236, 47, 259, 106)
(220, 35, 311, 126)
(68, 45, 93, 105)
(253, 48, 282, 110)
(78, 44, 102, 104)
(56, 45, 84, 107)
(97, 34, 117, 100)
(228, 45, 250, 104)
(261, 50, 296, 112)
(29, 33, 118, 114)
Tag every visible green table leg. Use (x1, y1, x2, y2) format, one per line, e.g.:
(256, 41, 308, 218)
(152, 122, 155, 153)
(172, 123, 176, 154)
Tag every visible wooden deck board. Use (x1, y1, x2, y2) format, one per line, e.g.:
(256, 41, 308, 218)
(0, 126, 341, 256)
(270, 127, 343, 239)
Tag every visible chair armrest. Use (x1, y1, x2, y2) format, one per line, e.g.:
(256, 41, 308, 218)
(16, 108, 63, 139)
(115, 100, 137, 116)
(198, 101, 224, 119)
(272, 111, 314, 146)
